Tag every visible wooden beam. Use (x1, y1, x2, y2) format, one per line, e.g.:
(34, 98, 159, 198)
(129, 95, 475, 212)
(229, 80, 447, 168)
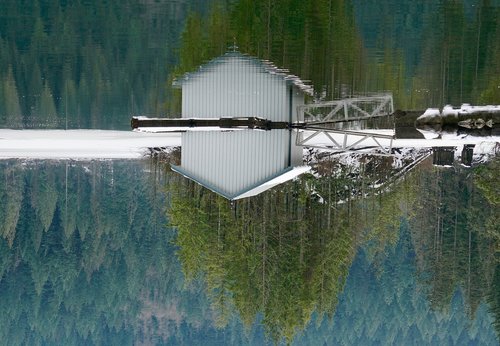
(131, 116, 290, 131)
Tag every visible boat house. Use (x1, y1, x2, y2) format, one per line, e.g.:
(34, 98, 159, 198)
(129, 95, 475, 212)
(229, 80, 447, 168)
(171, 51, 312, 200)
(171, 130, 309, 200)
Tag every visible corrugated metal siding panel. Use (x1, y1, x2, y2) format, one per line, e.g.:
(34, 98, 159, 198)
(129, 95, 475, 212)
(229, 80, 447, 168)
(290, 131, 303, 166)
(182, 57, 295, 122)
(181, 130, 296, 196)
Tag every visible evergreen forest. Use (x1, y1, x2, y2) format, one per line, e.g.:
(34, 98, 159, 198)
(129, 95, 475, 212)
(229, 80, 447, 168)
(168, 155, 500, 344)
(0, 157, 498, 344)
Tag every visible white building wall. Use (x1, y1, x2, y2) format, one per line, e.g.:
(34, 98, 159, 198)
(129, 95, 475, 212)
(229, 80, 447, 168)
(180, 129, 302, 197)
(181, 57, 300, 122)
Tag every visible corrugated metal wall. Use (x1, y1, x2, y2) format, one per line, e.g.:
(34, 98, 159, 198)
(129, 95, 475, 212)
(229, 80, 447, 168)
(181, 57, 302, 122)
(180, 129, 302, 197)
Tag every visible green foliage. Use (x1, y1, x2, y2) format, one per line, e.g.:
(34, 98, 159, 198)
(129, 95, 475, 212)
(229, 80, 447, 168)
(409, 160, 499, 323)
(1, 154, 499, 344)
(488, 265, 500, 339)
(0, 160, 203, 345)
(168, 156, 427, 344)
(292, 218, 499, 346)
(474, 158, 500, 258)
(0, 165, 23, 245)
(169, 175, 359, 343)
(474, 157, 500, 206)
(168, 153, 500, 344)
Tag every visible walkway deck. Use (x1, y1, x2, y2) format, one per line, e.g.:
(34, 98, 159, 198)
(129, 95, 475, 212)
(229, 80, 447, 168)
(131, 116, 289, 131)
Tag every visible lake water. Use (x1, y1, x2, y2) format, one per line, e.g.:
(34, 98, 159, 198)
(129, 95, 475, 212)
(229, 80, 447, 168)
(0, 0, 499, 345)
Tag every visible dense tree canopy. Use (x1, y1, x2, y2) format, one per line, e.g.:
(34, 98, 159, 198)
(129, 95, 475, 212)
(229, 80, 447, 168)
(168, 153, 500, 343)
(0, 155, 498, 344)
(0, 160, 236, 345)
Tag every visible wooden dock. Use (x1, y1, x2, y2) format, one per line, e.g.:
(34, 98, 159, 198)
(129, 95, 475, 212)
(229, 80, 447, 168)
(131, 116, 290, 131)
(131, 115, 396, 154)
(131, 116, 394, 131)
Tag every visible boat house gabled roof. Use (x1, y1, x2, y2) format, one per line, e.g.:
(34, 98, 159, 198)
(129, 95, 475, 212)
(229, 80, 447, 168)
(171, 164, 311, 201)
(171, 129, 307, 201)
(172, 51, 313, 96)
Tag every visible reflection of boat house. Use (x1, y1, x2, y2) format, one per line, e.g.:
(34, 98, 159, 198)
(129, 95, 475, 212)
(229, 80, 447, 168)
(172, 51, 313, 121)
(171, 52, 313, 200)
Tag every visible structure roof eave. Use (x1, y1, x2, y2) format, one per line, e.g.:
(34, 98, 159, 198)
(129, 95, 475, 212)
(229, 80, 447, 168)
(170, 164, 311, 201)
(232, 166, 311, 200)
(171, 164, 234, 200)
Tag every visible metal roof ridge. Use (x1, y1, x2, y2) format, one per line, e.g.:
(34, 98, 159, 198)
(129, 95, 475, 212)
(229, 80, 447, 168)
(171, 164, 311, 201)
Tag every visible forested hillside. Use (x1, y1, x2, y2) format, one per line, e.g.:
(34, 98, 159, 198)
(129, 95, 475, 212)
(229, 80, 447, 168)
(0, 157, 498, 344)
(169, 155, 500, 344)
(0, 160, 258, 345)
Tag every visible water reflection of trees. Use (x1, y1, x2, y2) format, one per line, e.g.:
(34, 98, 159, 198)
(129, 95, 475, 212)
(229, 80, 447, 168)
(1, 1, 499, 128)
(172, 0, 500, 113)
(0, 0, 210, 129)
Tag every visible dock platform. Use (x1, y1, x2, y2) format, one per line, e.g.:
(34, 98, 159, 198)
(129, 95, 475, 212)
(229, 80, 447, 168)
(131, 116, 289, 131)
